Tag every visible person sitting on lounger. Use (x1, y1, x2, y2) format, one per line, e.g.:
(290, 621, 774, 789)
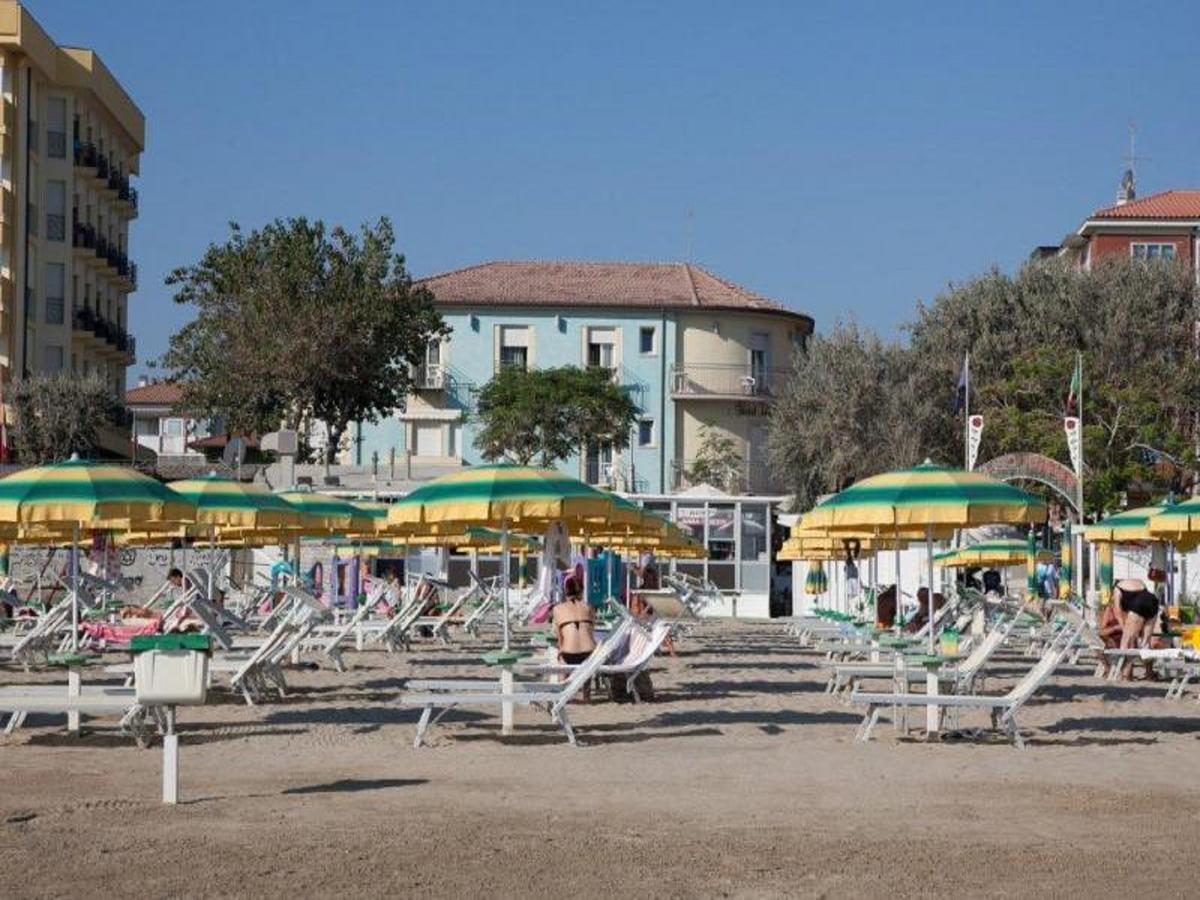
(904, 589, 946, 634)
(1113, 578, 1160, 681)
(875, 585, 897, 629)
(553, 576, 596, 700)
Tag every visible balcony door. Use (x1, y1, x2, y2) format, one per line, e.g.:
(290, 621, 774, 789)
(586, 327, 616, 378)
(585, 440, 613, 486)
(748, 333, 770, 395)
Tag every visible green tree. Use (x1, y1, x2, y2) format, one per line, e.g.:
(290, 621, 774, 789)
(473, 366, 639, 467)
(11, 374, 122, 463)
(161, 217, 446, 462)
(687, 424, 745, 493)
(769, 321, 919, 508)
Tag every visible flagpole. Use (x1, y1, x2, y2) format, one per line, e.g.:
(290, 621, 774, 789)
(963, 351, 970, 470)
(1075, 352, 1085, 602)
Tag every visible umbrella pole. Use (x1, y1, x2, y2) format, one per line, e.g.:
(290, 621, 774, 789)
(209, 524, 217, 603)
(893, 526, 901, 634)
(70, 522, 80, 652)
(926, 524, 935, 655)
(501, 520, 511, 651)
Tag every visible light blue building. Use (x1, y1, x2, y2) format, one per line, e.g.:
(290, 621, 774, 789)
(356, 260, 812, 497)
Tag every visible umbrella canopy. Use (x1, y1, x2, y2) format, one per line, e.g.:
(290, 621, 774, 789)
(803, 461, 1046, 533)
(0, 457, 195, 529)
(278, 491, 375, 534)
(168, 474, 301, 530)
(387, 464, 620, 532)
(1086, 502, 1178, 544)
(934, 538, 1030, 569)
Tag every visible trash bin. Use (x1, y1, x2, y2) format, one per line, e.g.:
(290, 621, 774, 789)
(130, 634, 211, 706)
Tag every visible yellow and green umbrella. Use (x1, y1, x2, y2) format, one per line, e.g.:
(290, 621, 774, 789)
(1085, 502, 1178, 545)
(169, 473, 301, 530)
(934, 538, 1030, 569)
(805, 461, 1045, 654)
(278, 491, 374, 534)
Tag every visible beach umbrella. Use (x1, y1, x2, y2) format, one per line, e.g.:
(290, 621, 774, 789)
(805, 460, 1046, 652)
(1059, 522, 1073, 600)
(934, 538, 1030, 569)
(387, 464, 627, 648)
(1085, 502, 1178, 545)
(168, 474, 301, 530)
(278, 491, 374, 534)
(804, 562, 829, 596)
(0, 456, 197, 651)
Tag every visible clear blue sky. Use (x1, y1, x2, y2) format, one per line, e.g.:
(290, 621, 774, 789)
(29, 0, 1200, 380)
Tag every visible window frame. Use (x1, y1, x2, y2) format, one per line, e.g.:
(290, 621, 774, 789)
(637, 417, 657, 448)
(638, 325, 657, 356)
(1130, 242, 1177, 260)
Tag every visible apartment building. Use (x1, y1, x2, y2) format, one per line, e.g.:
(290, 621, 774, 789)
(1038, 172, 1200, 278)
(0, 2, 143, 403)
(356, 260, 813, 495)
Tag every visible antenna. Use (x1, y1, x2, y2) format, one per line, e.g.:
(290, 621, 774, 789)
(684, 206, 695, 262)
(1123, 120, 1150, 180)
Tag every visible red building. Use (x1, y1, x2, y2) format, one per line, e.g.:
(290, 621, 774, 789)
(1042, 175, 1200, 279)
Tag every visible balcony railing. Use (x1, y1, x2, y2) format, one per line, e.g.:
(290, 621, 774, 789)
(73, 221, 96, 249)
(670, 363, 788, 399)
(671, 457, 784, 495)
(129, 262, 138, 289)
(46, 130, 66, 159)
(95, 234, 109, 260)
(45, 213, 65, 242)
(96, 154, 109, 180)
(412, 363, 446, 390)
(73, 306, 97, 331)
(107, 169, 122, 192)
(74, 140, 98, 169)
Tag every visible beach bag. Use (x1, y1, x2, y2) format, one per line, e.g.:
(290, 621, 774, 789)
(528, 596, 552, 625)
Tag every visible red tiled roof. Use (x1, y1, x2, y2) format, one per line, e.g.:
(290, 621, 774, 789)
(1090, 190, 1200, 220)
(418, 261, 810, 322)
(124, 382, 183, 406)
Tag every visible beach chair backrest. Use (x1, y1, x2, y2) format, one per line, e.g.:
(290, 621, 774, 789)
(186, 596, 234, 651)
(550, 618, 634, 716)
(957, 615, 1015, 680)
(618, 621, 671, 670)
(1002, 620, 1083, 709)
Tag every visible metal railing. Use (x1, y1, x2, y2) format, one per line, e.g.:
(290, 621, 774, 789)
(73, 306, 97, 330)
(412, 363, 446, 390)
(670, 363, 788, 398)
(46, 130, 66, 159)
(45, 213, 65, 242)
(74, 140, 98, 169)
(73, 221, 95, 249)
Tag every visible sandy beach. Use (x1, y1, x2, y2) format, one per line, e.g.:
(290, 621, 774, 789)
(2, 621, 1198, 899)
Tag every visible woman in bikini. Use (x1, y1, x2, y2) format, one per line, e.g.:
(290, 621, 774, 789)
(1113, 578, 1160, 681)
(551, 576, 597, 700)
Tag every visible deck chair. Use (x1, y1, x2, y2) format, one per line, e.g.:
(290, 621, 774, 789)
(317, 583, 389, 672)
(9, 601, 75, 668)
(402, 619, 635, 746)
(825, 614, 1019, 698)
(515, 620, 671, 702)
(0, 684, 157, 745)
(850, 620, 1085, 748)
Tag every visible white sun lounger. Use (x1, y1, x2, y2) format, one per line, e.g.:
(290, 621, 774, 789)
(0, 684, 156, 744)
(514, 620, 671, 702)
(850, 620, 1085, 748)
(402, 619, 635, 746)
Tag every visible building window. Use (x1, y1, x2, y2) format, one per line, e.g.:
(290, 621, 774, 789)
(43, 345, 63, 372)
(1131, 243, 1177, 260)
(584, 440, 614, 486)
(45, 180, 66, 241)
(46, 98, 67, 159)
(637, 417, 656, 448)
(639, 326, 657, 355)
(498, 326, 530, 370)
(45, 263, 64, 325)
(586, 327, 616, 373)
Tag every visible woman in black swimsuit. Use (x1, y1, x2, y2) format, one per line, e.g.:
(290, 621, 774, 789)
(551, 577, 596, 699)
(1114, 579, 1160, 680)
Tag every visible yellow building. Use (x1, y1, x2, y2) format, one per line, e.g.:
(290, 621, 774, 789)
(0, 1, 144, 400)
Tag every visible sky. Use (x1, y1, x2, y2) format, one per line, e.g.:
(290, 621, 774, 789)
(28, 0, 1200, 381)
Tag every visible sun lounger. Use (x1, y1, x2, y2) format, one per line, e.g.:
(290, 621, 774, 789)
(402, 619, 634, 746)
(0, 683, 156, 745)
(515, 620, 671, 702)
(850, 620, 1085, 748)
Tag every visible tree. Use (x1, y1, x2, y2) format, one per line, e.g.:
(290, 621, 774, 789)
(10, 374, 122, 463)
(473, 366, 639, 467)
(162, 217, 446, 462)
(769, 321, 919, 508)
(687, 424, 745, 494)
(769, 256, 1200, 516)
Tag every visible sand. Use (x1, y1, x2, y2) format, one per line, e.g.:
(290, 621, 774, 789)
(1, 621, 1198, 899)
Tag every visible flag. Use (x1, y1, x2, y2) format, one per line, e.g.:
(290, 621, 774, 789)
(1065, 360, 1080, 415)
(952, 353, 968, 414)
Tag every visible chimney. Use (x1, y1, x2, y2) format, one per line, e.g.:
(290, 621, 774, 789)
(137, 374, 149, 388)
(1116, 168, 1136, 206)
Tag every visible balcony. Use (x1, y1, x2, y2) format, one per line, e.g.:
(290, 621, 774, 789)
(129, 262, 138, 290)
(670, 363, 788, 400)
(95, 234, 109, 262)
(412, 363, 446, 390)
(73, 306, 97, 332)
(671, 458, 784, 496)
(96, 154, 109, 181)
(74, 140, 98, 170)
(116, 179, 138, 216)
(73, 221, 96, 250)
